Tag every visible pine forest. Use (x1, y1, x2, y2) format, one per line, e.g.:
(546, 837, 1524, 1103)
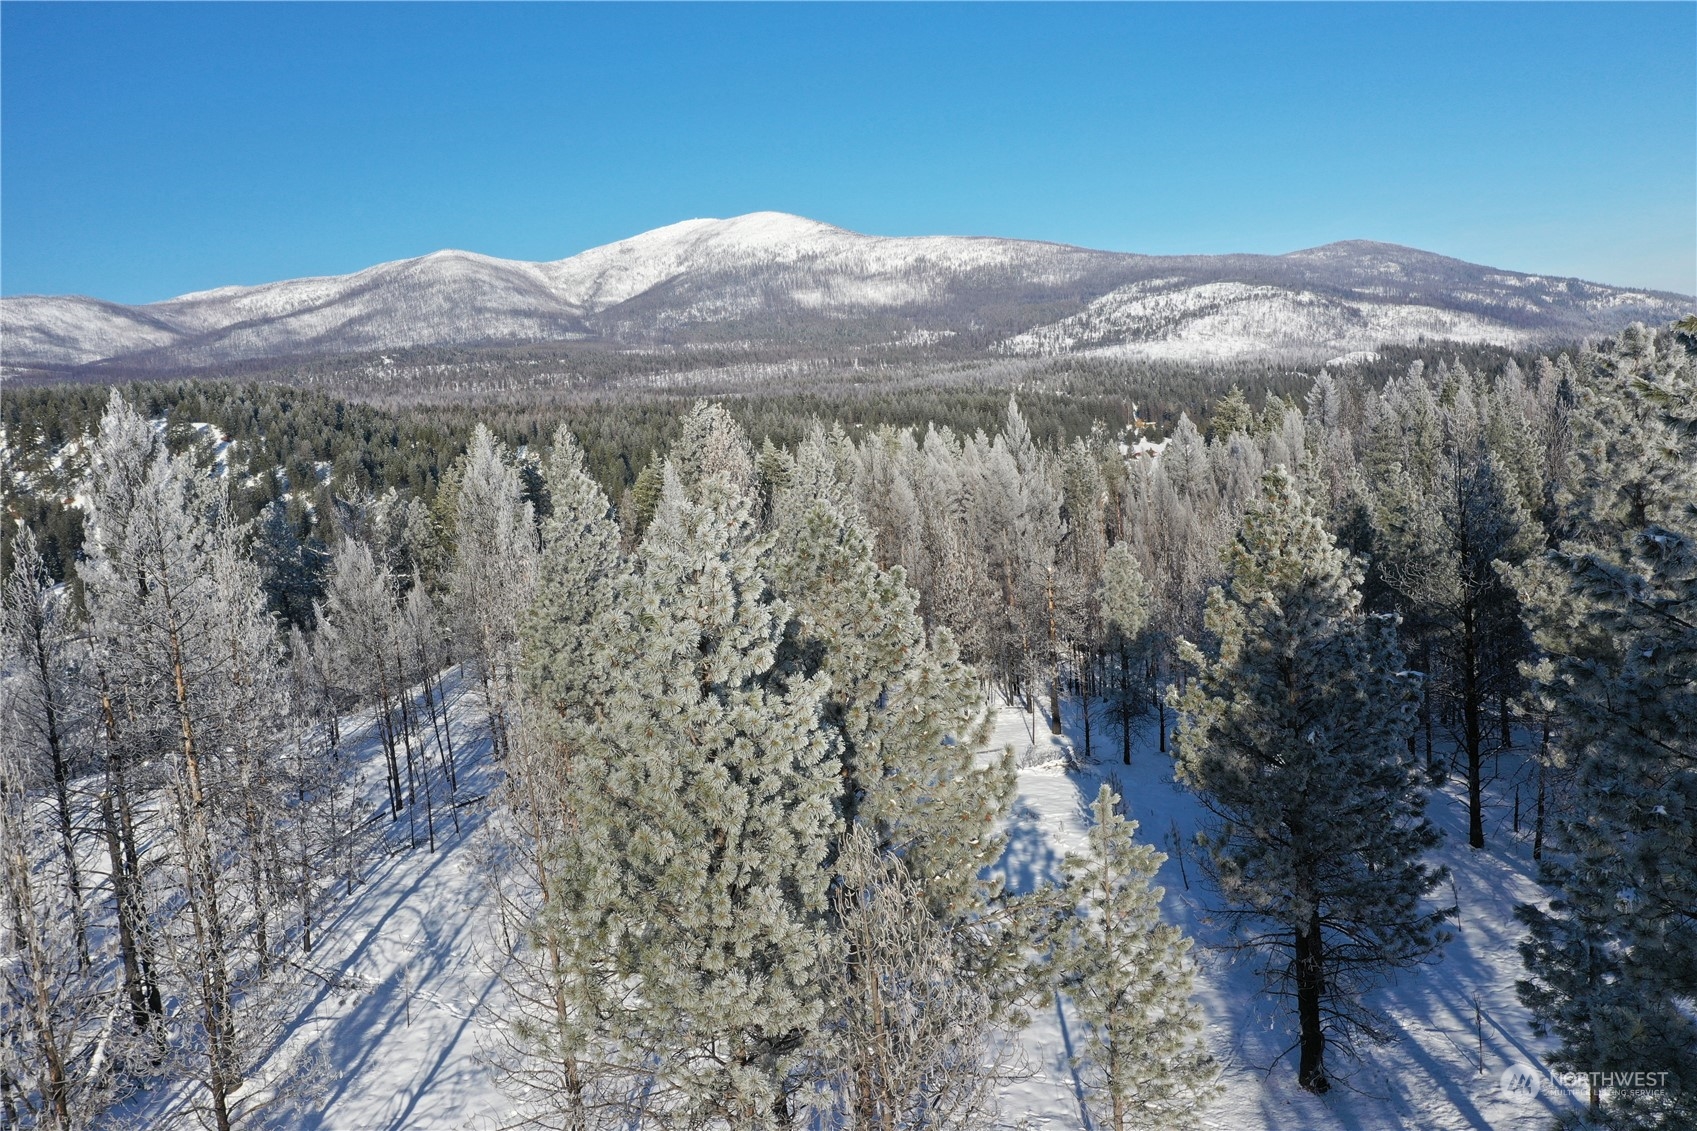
(0, 316, 1691, 1130)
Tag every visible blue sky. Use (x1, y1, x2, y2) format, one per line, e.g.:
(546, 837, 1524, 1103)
(3, 2, 1692, 303)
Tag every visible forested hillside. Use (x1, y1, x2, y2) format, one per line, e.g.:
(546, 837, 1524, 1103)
(2, 319, 1693, 1130)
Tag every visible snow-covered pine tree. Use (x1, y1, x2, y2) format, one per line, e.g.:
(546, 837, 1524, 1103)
(1172, 468, 1449, 1094)
(1512, 324, 1697, 1128)
(523, 426, 625, 739)
(1, 527, 89, 968)
(766, 451, 1026, 1120)
(1099, 542, 1152, 766)
(74, 394, 168, 1053)
(0, 690, 108, 1130)
(316, 537, 410, 822)
(819, 826, 1005, 1130)
(672, 400, 757, 498)
(972, 398, 1066, 731)
(543, 468, 839, 1127)
(1054, 785, 1218, 1131)
(1367, 365, 1540, 846)
(769, 464, 1011, 923)
(448, 423, 539, 759)
(499, 426, 630, 1129)
(1057, 438, 1109, 758)
(77, 390, 294, 1131)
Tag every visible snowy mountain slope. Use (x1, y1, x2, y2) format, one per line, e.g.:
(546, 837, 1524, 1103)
(5, 215, 1687, 376)
(1000, 279, 1538, 362)
(103, 680, 1581, 1131)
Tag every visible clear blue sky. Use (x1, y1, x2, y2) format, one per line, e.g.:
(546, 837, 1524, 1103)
(3, 2, 1692, 303)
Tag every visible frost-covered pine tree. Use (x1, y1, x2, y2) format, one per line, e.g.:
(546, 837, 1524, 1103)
(769, 451, 1012, 922)
(819, 826, 1005, 1130)
(77, 390, 296, 1131)
(1054, 786, 1218, 1131)
(540, 468, 840, 1128)
(1057, 438, 1109, 757)
(766, 448, 1023, 1123)
(672, 400, 757, 498)
(1367, 365, 1540, 846)
(1, 527, 89, 968)
(1099, 542, 1152, 766)
(0, 704, 109, 1130)
(500, 426, 630, 1129)
(448, 424, 539, 758)
(1512, 324, 1697, 1128)
(1172, 468, 1449, 1094)
(523, 426, 625, 736)
(317, 537, 410, 821)
(972, 398, 1066, 729)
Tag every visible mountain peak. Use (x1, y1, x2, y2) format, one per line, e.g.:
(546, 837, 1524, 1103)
(5, 216, 1687, 376)
(1283, 239, 1448, 261)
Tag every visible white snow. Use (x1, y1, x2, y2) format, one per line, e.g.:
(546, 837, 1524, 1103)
(5, 214, 1688, 372)
(1000, 281, 1537, 361)
(986, 698, 1581, 1131)
(97, 675, 1590, 1130)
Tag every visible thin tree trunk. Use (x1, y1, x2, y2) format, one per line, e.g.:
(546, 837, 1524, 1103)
(4, 834, 72, 1130)
(26, 616, 87, 969)
(1533, 723, 1548, 862)
(157, 563, 238, 1131)
(1463, 603, 1485, 849)
(1295, 909, 1329, 1094)
(1120, 640, 1133, 765)
(97, 675, 164, 1039)
(1046, 567, 1063, 735)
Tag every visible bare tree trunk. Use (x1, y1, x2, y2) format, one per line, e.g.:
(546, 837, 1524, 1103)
(1046, 567, 1063, 735)
(1462, 603, 1485, 849)
(1295, 910, 1329, 1094)
(97, 673, 164, 1039)
(1533, 722, 1549, 862)
(25, 614, 87, 969)
(3, 822, 72, 1130)
(160, 575, 239, 1131)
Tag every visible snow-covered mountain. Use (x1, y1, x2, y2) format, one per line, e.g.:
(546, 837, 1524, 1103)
(4, 213, 1688, 375)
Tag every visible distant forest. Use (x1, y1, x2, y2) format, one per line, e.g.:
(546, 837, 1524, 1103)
(2, 338, 1543, 587)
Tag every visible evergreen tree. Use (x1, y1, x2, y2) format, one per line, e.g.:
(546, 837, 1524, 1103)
(672, 400, 757, 497)
(1512, 325, 1697, 1127)
(1173, 469, 1449, 1093)
(503, 426, 630, 1129)
(540, 470, 839, 1127)
(1099, 542, 1152, 766)
(448, 423, 539, 758)
(1, 528, 89, 968)
(818, 827, 1005, 1130)
(1367, 365, 1540, 846)
(1207, 386, 1255, 442)
(77, 390, 293, 1131)
(1054, 785, 1218, 1131)
(768, 473, 1012, 922)
(0, 710, 107, 1130)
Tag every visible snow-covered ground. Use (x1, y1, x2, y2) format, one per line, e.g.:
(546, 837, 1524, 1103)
(993, 700, 1577, 1131)
(119, 683, 1577, 1129)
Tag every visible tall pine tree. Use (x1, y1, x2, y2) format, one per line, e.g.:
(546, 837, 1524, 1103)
(1512, 324, 1697, 1128)
(1173, 469, 1449, 1093)
(1054, 785, 1218, 1130)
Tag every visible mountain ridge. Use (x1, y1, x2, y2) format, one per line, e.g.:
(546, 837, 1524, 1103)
(4, 212, 1689, 376)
